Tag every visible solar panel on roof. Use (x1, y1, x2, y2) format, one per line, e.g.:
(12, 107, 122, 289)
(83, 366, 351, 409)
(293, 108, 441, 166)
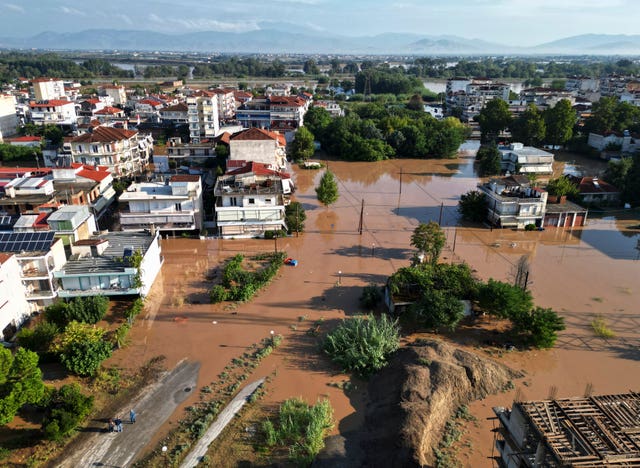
(0, 231, 56, 252)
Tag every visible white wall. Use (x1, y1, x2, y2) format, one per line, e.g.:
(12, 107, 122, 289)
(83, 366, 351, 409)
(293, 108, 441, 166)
(0, 255, 31, 339)
(139, 232, 163, 297)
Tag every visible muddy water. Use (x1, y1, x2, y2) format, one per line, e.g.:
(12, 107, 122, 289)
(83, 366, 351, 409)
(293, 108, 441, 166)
(109, 144, 640, 465)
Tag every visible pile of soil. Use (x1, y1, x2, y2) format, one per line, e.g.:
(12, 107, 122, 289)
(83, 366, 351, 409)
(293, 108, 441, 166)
(360, 338, 521, 467)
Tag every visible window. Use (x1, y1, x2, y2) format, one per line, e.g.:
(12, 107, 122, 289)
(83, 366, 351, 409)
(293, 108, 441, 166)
(175, 203, 182, 212)
(94, 158, 100, 166)
(81, 157, 87, 164)
(248, 198, 255, 204)
(265, 198, 272, 204)
(91, 145, 99, 153)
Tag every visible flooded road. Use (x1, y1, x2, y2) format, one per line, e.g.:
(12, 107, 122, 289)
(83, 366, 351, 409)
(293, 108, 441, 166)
(109, 143, 640, 466)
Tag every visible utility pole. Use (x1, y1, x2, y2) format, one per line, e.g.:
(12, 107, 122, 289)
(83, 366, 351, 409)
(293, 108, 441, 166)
(295, 203, 299, 237)
(438, 202, 444, 225)
(452, 228, 458, 253)
(358, 199, 364, 235)
(399, 167, 403, 194)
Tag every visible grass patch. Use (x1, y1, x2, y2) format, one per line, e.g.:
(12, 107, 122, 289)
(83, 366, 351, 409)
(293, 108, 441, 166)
(591, 315, 615, 339)
(591, 297, 604, 303)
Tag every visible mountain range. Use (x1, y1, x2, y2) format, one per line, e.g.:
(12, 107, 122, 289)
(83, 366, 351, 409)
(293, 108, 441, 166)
(1, 27, 640, 55)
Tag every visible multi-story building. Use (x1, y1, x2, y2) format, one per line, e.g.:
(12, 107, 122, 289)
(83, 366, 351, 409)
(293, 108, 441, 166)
(214, 162, 293, 238)
(499, 143, 554, 174)
(118, 174, 203, 232)
(94, 106, 127, 125)
(599, 74, 632, 98)
(51, 163, 116, 220)
(46, 205, 98, 246)
(32, 78, 66, 101)
(0, 94, 19, 140)
(210, 88, 237, 121)
(493, 393, 640, 468)
(153, 137, 216, 172)
(101, 85, 127, 106)
(314, 100, 345, 117)
(446, 78, 510, 121)
(565, 75, 599, 94)
(29, 100, 77, 127)
(159, 102, 189, 125)
(0, 231, 67, 311)
(588, 130, 640, 155)
(478, 175, 548, 229)
(521, 87, 574, 108)
(236, 95, 308, 132)
(187, 91, 220, 143)
(0, 253, 31, 339)
(229, 128, 287, 171)
(69, 126, 153, 177)
(54, 230, 163, 298)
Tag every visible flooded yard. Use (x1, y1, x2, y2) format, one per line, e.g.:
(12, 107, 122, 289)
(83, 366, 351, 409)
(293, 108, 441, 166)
(110, 144, 640, 465)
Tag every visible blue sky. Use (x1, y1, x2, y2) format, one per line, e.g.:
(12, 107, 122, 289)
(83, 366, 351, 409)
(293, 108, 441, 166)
(1, 0, 638, 45)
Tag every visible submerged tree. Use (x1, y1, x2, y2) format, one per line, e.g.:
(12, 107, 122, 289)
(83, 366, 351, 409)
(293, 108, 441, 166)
(315, 170, 339, 207)
(410, 221, 446, 265)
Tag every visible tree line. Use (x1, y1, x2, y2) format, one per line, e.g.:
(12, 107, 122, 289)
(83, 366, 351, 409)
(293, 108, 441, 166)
(0, 52, 133, 83)
(304, 103, 470, 161)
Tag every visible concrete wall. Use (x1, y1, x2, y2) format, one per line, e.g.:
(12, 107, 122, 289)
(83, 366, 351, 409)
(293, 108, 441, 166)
(229, 140, 278, 166)
(0, 254, 31, 339)
(139, 232, 163, 297)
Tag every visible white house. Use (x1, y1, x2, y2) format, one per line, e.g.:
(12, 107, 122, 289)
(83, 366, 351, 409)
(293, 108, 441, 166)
(54, 230, 163, 298)
(214, 162, 293, 238)
(101, 85, 127, 106)
(0, 253, 31, 340)
(187, 91, 220, 143)
(229, 128, 287, 171)
(499, 143, 554, 174)
(159, 102, 189, 125)
(29, 100, 77, 127)
(118, 174, 203, 232)
(32, 78, 66, 101)
(0, 231, 67, 311)
(477, 175, 548, 229)
(587, 131, 639, 155)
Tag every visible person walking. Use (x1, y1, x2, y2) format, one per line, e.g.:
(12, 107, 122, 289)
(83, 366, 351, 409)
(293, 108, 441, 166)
(114, 418, 123, 432)
(108, 418, 115, 433)
(130, 409, 136, 424)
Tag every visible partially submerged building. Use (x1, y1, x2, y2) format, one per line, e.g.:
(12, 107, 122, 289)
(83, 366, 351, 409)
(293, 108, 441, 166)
(54, 230, 162, 298)
(494, 393, 640, 467)
(478, 176, 548, 229)
(499, 143, 555, 175)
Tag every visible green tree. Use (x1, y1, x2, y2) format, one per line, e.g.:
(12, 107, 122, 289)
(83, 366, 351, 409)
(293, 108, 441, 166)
(621, 153, 640, 206)
(410, 221, 446, 265)
(544, 99, 576, 147)
(585, 96, 619, 134)
(0, 347, 45, 425)
(411, 289, 465, 331)
(289, 127, 315, 161)
(303, 59, 319, 75)
(304, 106, 332, 141)
(477, 279, 533, 319)
(16, 321, 59, 360)
(315, 171, 339, 207)
(477, 99, 512, 142)
(60, 339, 113, 377)
(42, 383, 93, 440)
(476, 145, 502, 176)
(285, 201, 306, 234)
(511, 104, 546, 146)
(323, 315, 400, 377)
(511, 307, 565, 349)
(406, 93, 424, 111)
(546, 177, 580, 199)
(458, 190, 488, 223)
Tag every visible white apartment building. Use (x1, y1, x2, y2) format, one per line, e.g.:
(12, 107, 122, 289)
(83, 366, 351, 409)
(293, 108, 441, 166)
(101, 85, 127, 106)
(0, 253, 31, 340)
(446, 78, 510, 121)
(214, 162, 293, 238)
(478, 176, 548, 229)
(499, 143, 554, 174)
(69, 126, 153, 177)
(32, 78, 66, 101)
(0, 94, 19, 140)
(118, 174, 203, 232)
(29, 100, 77, 127)
(187, 91, 220, 143)
(229, 128, 287, 171)
(210, 88, 237, 121)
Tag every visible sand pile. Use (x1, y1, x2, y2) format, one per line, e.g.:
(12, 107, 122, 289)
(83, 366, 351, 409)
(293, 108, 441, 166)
(361, 338, 521, 467)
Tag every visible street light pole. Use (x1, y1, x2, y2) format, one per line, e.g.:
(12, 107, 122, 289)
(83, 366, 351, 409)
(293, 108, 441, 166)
(338, 270, 342, 285)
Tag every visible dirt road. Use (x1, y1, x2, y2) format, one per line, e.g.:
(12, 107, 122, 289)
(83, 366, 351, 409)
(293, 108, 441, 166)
(179, 378, 265, 468)
(58, 360, 200, 468)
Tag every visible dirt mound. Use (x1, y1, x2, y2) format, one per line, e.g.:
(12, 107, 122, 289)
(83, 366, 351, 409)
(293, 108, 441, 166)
(361, 338, 521, 467)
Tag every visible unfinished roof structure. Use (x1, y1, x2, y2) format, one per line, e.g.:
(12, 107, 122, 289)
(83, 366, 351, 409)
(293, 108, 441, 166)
(494, 392, 640, 467)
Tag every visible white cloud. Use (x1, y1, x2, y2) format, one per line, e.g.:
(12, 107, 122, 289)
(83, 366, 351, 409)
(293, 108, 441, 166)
(60, 6, 86, 16)
(173, 18, 260, 33)
(117, 13, 133, 25)
(149, 13, 164, 23)
(4, 3, 25, 13)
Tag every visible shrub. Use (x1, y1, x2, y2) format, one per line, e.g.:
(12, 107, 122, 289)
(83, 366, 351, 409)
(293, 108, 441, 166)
(510, 307, 565, 349)
(42, 383, 93, 441)
(410, 289, 465, 332)
(524, 223, 537, 231)
(124, 298, 144, 322)
(458, 190, 488, 223)
(591, 315, 615, 339)
(323, 315, 400, 377)
(45, 296, 109, 327)
(285, 201, 307, 234)
(261, 398, 333, 466)
(209, 285, 228, 303)
(17, 321, 59, 359)
(0, 348, 45, 425)
(60, 339, 113, 376)
(477, 279, 533, 319)
(359, 284, 382, 309)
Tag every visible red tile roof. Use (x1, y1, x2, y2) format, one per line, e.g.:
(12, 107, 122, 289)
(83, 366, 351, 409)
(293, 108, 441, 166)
(568, 176, 619, 194)
(6, 136, 41, 142)
(227, 161, 290, 179)
(95, 106, 124, 115)
(0, 253, 14, 265)
(231, 128, 285, 146)
(30, 100, 73, 107)
(161, 102, 188, 112)
(71, 126, 137, 143)
(171, 174, 200, 182)
(217, 132, 231, 145)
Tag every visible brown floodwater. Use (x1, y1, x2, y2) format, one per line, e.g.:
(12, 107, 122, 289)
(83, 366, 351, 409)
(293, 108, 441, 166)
(108, 143, 640, 466)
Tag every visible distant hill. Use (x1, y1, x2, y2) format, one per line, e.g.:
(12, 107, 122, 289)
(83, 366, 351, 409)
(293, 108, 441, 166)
(0, 29, 638, 55)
